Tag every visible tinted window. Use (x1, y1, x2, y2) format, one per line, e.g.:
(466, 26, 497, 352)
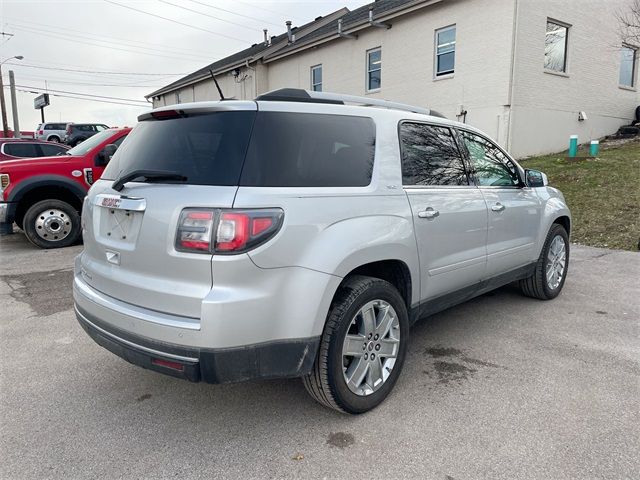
(241, 112, 375, 187)
(39, 144, 68, 156)
(3, 143, 39, 157)
(75, 125, 94, 132)
(460, 131, 520, 187)
(46, 123, 65, 130)
(103, 112, 255, 185)
(399, 123, 468, 186)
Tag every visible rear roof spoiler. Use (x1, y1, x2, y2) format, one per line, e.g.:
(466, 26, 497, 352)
(256, 88, 445, 118)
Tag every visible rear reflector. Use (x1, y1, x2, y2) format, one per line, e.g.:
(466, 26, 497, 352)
(151, 358, 185, 371)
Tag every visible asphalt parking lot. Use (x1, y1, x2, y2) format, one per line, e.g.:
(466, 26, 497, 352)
(1, 232, 638, 480)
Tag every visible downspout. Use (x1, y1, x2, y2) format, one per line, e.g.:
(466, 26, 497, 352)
(245, 59, 257, 99)
(506, 0, 519, 152)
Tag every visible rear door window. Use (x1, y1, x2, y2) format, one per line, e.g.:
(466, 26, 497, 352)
(103, 112, 255, 185)
(3, 143, 40, 157)
(38, 143, 68, 156)
(241, 112, 375, 187)
(399, 122, 468, 186)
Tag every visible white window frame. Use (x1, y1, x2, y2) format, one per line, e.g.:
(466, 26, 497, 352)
(544, 18, 570, 75)
(434, 25, 456, 78)
(366, 47, 382, 92)
(310, 64, 322, 92)
(619, 44, 637, 89)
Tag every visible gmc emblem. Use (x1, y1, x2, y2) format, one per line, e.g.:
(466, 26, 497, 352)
(101, 197, 121, 208)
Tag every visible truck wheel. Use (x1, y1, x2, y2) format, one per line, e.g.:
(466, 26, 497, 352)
(519, 223, 569, 300)
(303, 275, 409, 414)
(23, 200, 81, 249)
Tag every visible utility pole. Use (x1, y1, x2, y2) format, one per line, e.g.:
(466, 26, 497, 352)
(0, 65, 8, 137)
(9, 70, 19, 138)
(0, 54, 23, 137)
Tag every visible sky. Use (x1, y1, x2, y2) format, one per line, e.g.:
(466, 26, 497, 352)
(0, 0, 368, 132)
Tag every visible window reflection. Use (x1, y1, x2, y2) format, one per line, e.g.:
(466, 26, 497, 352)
(400, 123, 468, 186)
(461, 132, 519, 187)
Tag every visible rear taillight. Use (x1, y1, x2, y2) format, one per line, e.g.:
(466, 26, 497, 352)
(175, 208, 283, 254)
(38, 129, 43, 135)
(175, 210, 215, 252)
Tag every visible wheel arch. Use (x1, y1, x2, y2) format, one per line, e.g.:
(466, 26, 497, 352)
(10, 176, 86, 226)
(343, 259, 413, 313)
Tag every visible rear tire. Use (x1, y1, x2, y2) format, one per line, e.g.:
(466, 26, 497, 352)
(303, 275, 409, 414)
(23, 199, 81, 249)
(519, 223, 569, 300)
(48, 136, 60, 143)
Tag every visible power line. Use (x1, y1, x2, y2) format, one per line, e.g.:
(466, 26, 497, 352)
(158, 0, 261, 31)
(3, 17, 215, 60)
(12, 84, 148, 104)
(14, 75, 165, 88)
(184, 0, 282, 28)
(103, 0, 250, 43)
(4, 62, 187, 77)
(8, 24, 214, 63)
(8, 86, 149, 108)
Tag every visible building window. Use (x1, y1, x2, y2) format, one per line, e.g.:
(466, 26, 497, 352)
(367, 48, 381, 91)
(619, 45, 637, 87)
(544, 20, 569, 73)
(311, 64, 322, 92)
(435, 25, 456, 76)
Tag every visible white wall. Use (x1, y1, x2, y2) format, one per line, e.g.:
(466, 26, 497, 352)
(152, 63, 264, 107)
(510, 0, 640, 157)
(265, 0, 517, 146)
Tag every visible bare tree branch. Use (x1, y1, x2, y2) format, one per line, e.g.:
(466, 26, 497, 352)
(617, 0, 640, 46)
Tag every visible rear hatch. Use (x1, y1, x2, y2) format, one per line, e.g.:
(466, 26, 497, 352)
(79, 104, 257, 318)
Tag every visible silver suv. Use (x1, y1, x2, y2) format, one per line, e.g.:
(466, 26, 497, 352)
(35, 122, 71, 143)
(74, 89, 571, 414)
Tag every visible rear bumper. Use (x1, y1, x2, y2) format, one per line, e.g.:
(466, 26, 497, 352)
(75, 304, 319, 384)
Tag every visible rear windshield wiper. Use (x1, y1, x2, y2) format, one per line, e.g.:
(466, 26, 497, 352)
(112, 169, 187, 191)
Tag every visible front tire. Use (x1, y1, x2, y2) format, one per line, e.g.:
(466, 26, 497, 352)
(23, 199, 81, 249)
(303, 276, 409, 414)
(519, 223, 569, 300)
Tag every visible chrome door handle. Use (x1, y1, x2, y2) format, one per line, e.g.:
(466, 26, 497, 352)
(491, 203, 505, 212)
(418, 208, 440, 219)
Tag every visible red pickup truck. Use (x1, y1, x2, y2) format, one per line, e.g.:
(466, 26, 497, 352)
(0, 127, 130, 248)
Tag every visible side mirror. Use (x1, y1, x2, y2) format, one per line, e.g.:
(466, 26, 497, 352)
(525, 169, 548, 188)
(96, 143, 118, 166)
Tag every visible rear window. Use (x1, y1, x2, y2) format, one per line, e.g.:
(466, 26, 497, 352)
(102, 112, 255, 185)
(3, 143, 39, 158)
(103, 111, 376, 188)
(240, 112, 375, 187)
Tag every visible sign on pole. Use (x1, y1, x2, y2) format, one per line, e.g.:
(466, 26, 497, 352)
(34, 93, 50, 109)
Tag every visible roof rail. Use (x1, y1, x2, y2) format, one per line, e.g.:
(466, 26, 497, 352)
(255, 88, 445, 117)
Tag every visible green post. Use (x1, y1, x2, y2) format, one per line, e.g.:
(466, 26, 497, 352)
(568, 135, 578, 157)
(590, 140, 599, 157)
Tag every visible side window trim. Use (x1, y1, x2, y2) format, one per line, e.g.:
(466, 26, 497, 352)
(398, 119, 473, 188)
(456, 128, 523, 188)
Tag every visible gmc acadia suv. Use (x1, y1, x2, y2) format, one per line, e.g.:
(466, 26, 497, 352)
(74, 89, 571, 414)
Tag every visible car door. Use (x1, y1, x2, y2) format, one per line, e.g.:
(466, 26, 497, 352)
(458, 130, 542, 278)
(400, 122, 488, 303)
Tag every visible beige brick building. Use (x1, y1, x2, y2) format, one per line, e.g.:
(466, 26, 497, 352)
(146, 0, 639, 158)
